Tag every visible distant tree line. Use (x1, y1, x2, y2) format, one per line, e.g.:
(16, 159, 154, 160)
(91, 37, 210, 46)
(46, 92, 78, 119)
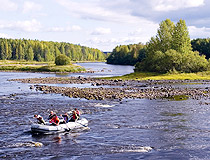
(0, 38, 106, 62)
(191, 38, 210, 59)
(107, 19, 209, 73)
(106, 43, 146, 65)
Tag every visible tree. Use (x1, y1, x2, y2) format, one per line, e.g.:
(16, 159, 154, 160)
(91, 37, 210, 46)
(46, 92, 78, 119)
(7, 43, 12, 59)
(135, 19, 209, 73)
(60, 44, 65, 54)
(54, 46, 61, 57)
(55, 54, 71, 65)
(146, 19, 174, 56)
(17, 43, 24, 60)
(191, 38, 210, 59)
(25, 46, 34, 61)
(172, 19, 192, 53)
(0, 38, 106, 62)
(43, 46, 51, 61)
(107, 44, 146, 65)
(157, 19, 175, 53)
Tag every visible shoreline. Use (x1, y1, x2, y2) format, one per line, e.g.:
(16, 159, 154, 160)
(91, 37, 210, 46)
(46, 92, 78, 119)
(0, 70, 95, 74)
(0, 60, 92, 73)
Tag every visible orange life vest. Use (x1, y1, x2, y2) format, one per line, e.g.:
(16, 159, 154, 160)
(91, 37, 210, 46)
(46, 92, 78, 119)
(50, 116, 60, 124)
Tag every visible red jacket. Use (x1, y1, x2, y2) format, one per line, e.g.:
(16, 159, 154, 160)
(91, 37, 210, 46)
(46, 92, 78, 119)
(76, 110, 80, 116)
(50, 116, 60, 125)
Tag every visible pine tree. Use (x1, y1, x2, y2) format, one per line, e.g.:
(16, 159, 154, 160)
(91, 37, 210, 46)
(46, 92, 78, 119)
(17, 43, 24, 60)
(0, 41, 6, 59)
(55, 46, 61, 57)
(26, 46, 34, 61)
(60, 44, 65, 54)
(7, 43, 12, 59)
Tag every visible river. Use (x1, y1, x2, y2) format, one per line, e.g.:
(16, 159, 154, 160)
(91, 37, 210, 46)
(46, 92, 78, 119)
(0, 62, 209, 160)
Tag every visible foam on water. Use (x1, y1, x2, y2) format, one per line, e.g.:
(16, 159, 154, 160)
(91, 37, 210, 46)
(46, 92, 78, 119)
(112, 146, 153, 153)
(94, 103, 115, 108)
(7, 141, 43, 148)
(124, 146, 153, 153)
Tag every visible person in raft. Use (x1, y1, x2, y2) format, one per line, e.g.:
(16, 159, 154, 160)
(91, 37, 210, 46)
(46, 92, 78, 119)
(48, 111, 56, 120)
(49, 114, 60, 126)
(75, 108, 80, 119)
(34, 115, 46, 125)
(69, 110, 79, 122)
(60, 113, 69, 123)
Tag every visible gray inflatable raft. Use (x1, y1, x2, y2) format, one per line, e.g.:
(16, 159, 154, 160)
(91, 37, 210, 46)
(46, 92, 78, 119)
(31, 118, 88, 134)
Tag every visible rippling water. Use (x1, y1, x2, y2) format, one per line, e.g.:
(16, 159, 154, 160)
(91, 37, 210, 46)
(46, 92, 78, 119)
(0, 63, 210, 159)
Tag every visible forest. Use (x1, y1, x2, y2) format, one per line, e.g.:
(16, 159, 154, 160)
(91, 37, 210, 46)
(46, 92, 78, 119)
(0, 38, 106, 62)
(106, 43, 146, 65)
(191, 38, 210, 59)
(107, 19, 210, 73)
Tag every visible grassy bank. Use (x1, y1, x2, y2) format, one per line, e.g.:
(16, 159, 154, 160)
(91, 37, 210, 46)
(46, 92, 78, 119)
(0, 60, 86, 73)
(0, 60, 52, 65)
(105, 71, 210, 80)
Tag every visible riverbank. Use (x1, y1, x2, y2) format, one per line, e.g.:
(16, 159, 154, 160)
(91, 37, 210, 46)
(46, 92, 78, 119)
(11, 77, 210, 101)
(0, 60, 86, 73)
(105, 71, 210, 80)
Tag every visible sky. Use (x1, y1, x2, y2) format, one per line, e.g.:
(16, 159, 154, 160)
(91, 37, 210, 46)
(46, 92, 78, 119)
(0, 0, 210, 51)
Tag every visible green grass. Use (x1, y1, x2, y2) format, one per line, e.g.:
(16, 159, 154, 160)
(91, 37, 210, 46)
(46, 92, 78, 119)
(104, 71, 210, 80)
(0, 60, 52, 65)
(0, 60, 86, 73)
(166, 95, 189, 101)
(37, 64, 86, 72)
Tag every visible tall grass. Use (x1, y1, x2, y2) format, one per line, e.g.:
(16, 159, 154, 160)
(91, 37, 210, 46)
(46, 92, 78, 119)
(105, 71, 210, 80)
(0, 60, 86, 72)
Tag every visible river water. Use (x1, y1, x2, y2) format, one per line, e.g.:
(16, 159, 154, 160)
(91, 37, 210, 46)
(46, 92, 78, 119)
(0, 63, 210, 160)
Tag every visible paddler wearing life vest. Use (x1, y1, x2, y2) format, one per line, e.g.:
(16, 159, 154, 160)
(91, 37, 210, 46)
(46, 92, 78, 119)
(48, 111, 55, 120)
(49, 114, 60, 126)
(34, 114, 46, 125)
(75, 108, 80, 119)
(69, 110, 79, 122)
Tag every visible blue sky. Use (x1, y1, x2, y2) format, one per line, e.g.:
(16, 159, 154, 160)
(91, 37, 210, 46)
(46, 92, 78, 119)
(0, 0, 209, 51)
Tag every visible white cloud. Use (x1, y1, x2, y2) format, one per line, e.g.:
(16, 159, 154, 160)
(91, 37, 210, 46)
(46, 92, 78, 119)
(0, 0, 18, 11)
(0, 33, 11, 38)
(71, 25, 81, 31)
(55, 0, 146, 24)
(23, 1, 42, 13)
(189, 25, 210, 38)
(91, 27, 111, 35)
(154, 0, 204, 12)
(87, 36, 147, 48)
(48, 25, 82, 32)
(55, 0, 108, 19)
(0, 19, 42, 32)
(86, 35, 151, 51)
(185, 0, 205, 7)
(129, 28, 143, 36)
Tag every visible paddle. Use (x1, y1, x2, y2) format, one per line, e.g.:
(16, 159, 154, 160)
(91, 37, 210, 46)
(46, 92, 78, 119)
(64, 123, 71, 132)
(28, 118, 34, 124)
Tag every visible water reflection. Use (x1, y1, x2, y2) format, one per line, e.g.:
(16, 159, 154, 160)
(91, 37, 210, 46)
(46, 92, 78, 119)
(75, 62, 134, 77)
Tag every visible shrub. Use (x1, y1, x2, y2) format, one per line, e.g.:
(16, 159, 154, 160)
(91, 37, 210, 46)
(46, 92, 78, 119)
(55, 54, 71, 65)
(134, 50, 209, 73)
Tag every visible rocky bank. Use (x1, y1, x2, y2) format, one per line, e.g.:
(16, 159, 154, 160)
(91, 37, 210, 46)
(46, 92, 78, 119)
(11, 77, 210, 101)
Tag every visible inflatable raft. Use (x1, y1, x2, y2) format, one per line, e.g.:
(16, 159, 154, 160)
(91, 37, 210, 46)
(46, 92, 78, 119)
(31, 118, 88, 134)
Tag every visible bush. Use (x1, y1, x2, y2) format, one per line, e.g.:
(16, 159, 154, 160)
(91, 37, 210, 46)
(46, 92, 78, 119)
(55, 54, 71, 65)
(134, 49, 209, 73)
